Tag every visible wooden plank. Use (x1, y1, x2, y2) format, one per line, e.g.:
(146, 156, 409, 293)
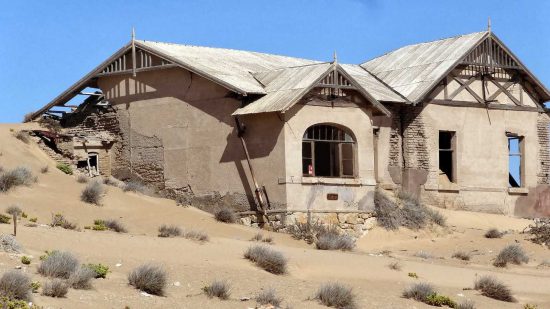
(95, 64, 178, 77)
(448, 75, 476, 100)
(488, 76, 521, 105)
(429, 99, 541, 112)
(452, 76, 484, 103)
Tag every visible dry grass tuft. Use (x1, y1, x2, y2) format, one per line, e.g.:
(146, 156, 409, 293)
(452, 251, 471, 261)
(50, 214, 77, 230)
(493, 244, 529, 267)
(14, 131, 30, 144)
(202, 280, 230, 300)
(485, 228, 504, 239)
(42, 279, 68, 298)
(315, 282, 356, 309)
(0, 271, 32, 301)
(414, 251, 433, 259)
(256, 288, 282, 307)
(244, 245, 287, 275)
(214, 208, 237, 223)
(80, 181, 104, 205)
(457, 300, 476, 309)
(128, 264, 167, 296)
(40, 166, 49, 174)
(315, 229, 355, 251)
(0, 167, 36, 193)
(183, 230, 209, 242)
(158, 225, 182, 238)
(0, 235, 21, 253)
(103, 219, 127, 233)
(388, 261, 402, 271)
(122, 180, 149, 194)
(474, 275, 515, 302)
(76, 174, 88, 183)
(37, 251, 79, 279)
(69, 266, 95, 290)
(402, 282, 435, 302)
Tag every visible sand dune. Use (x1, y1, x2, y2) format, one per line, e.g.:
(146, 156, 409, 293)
(0, 123, 548, 308)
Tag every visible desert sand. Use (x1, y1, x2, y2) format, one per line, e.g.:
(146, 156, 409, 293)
(0, 123, 549, 309)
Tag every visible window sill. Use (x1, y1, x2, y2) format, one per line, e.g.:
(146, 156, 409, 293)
(301, 177, 363, 186)
(508, 187, 529, 195)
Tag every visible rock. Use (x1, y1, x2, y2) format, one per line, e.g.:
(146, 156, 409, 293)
(362, 217, 377, 230)
(240, 296, 250, 301)
(115, 263, 122, 267)
(240, 217, 252, 226)
(140, 292, 153, 297)
(14, 265, 21, 269)
(173, 281, 181, 287)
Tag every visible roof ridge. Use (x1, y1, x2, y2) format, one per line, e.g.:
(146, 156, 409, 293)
(360, 31, 488, 65)
(136, 39, 319, 63)
(251, 61, 331, 75)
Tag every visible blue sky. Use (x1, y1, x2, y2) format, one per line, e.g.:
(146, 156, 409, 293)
(1, 0, 549, 122)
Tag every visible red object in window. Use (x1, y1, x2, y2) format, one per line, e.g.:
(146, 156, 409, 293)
(308, 164, 313, 176)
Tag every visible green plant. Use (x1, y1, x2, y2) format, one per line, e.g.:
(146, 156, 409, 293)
(20, 256, 31, 265)
(29, 217, 37, 223)
(425, 293, 457, 307)
(86, 263, 109, 279)
(524, 304, 538, 309)
(56, 163, 73, 175)
(0, 214, 11, 224)
(84, 226, 91, 230)
(21, 213, 27, 219)
(408, 272, 418, 279)
(30, 281, 40, 293)
(92, 224, 107, 231)
(0, 296, 40, 308)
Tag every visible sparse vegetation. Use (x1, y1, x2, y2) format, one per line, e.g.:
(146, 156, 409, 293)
(414, 251, 433, 259)
(251, 233, 273, 244)
(20, 256, 31, 265)
(56, 163, 73, 175)
(128, 264, 167, 296)
(202, 280, 230, 300)
(103, 176, 122, 187)
(452, 251, 471, 261)
(158, 224, 181, 238)
(98, 219, 127, 233)
(80, 181, 104, 205)
(76, 174, 88, 183)
(525, 218, 550, 245)
(183, 230, 209, 242)
(524, 304, 538, 309)
(315, 228, 355, 251)
(29, 217, 37, 223)
(37, 117, 62, 133)
(122, 180, 148, 194)
(6, 206, 22, 217)
(244, 245, 287, 275)
(0, 214, 10, 224)
(37, 251, 79, 279)
(69, 266, 95, 289)
(457, 300, 476, 309)
(474, 275, 515, 302)
(214, 208, 237, 223)
(402, 282, 434, 302)
(256, 288, 282, 307)
(50, 214, 77, 230)
(374, 190, 446, 231)
(0, 166, 37, 192)
(0, 235, 22, 253)
(315, 282, 356, 309)
(425, 293, 457, 307)
(537, 260, 550, 269)
(408, 272, 418, 279)
(42, 279, 68, 298)
(30, 281, 40, 293)
(287, 219, 327, 244)
(86, 263, 109, 279)
(14, 131, 29, 144)
(40, 166, 49, 174)
(485, 228, 504, 239)
(388, 261, 402, 271)
(0, 271, 32, 301)
(493, 244, 529, 267)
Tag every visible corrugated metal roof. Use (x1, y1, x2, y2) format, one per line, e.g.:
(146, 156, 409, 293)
(361, 32, 488, 103)
(340, 64, 407, 103)
(137, 40, 319, 94)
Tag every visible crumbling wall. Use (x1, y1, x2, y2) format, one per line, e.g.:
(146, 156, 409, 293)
(63, 106, 120, 140)
(388, 105, 402, 168)
(129, 130, 165, 189)
(537, 113, 550, 184)
(401, 104, 430, 171)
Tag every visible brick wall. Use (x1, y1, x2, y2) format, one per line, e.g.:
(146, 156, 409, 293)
(537, 113, 550, 184)
(401, 104, 430, 170)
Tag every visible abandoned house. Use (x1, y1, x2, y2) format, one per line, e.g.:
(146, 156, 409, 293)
(27, 29, 550, 231)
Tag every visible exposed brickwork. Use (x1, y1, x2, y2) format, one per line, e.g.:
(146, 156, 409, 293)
(537, 113, 550, 184)
(129, 129, 165, 189)
(401, 104, 430, 170)
(387, 105, 402, 167)
(63, 106, 119, 141)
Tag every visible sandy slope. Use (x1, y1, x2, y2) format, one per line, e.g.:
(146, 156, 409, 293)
(0, 123, 549, 309)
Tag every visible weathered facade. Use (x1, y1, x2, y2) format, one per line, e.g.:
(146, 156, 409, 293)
(29, 30, 550, 224)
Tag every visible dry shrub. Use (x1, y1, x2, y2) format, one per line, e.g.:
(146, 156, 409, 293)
(69, 266, 95, 290)
(158, 225, 181, 238)
(244, 245, 287, 275)
(50, 214, 77, 230)
(0, 167, 36, 192)
(493, 244, 529, 267)
(5, 206, 22, 217)
(315, 229, 355, 251)
(457, 300, 476, 309)
(315, 282, 356, 309)
(287, 219, 327, 244)
(388, 261, 402, 271)
(76, 174, 88, 183)
(128, 264, 167, 296)
(102, 176, 122, 187)
(474, 275, 515, 302)
(402, 282, 435, 302)
(183, 230, 209, 242)
(40, 166, 49, 174)
(37, 117, 62, 133)
(525, 218, 550, 245)
(414, 251, 433, 259)
(452, 251, 471, 261)
(0, 271, 32, 301)
(251, 233, 274, 244)
(122, 180, 148, 194)
(42, 279, 68, 298)
(485, 228, 504, 239)
(103, 219, 127, 233)
(37, 251, 79, 279)
(256, 288, 282, 307)
(14, 131, 29, 144)
(537, 260, 550, 269)
(0, 235, 22, 253)
(80, 181, 104, 205)
(214, 208, 237, 223)
(374, 190, 401, 230)
(202, 280, 230, 300)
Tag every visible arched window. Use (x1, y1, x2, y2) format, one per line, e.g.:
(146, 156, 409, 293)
(302, 124, 355, 177)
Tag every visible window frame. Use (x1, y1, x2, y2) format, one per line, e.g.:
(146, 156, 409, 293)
(438, 130, 456, 183)
(302, 124, 356, 178)
(507, 133, 525, 188)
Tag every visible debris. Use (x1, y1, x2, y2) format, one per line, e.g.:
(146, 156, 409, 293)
(240, 296, 250, 301)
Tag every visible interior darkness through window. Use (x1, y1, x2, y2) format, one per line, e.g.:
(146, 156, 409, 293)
(439, 131, 455, 182)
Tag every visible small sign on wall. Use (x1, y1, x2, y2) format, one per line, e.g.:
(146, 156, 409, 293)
(327, 193, 338, 200)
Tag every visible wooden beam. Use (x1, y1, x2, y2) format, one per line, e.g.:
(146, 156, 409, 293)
(486, 80, 514, 101)
(428, 99, 542, 112)
(487, 76, 521, 106)
(95, 63, 178, 77)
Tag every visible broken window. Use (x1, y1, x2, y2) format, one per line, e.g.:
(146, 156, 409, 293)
(507, 134, 524, 187)
(302, 124, 355, 177)
(439, 131, 456, 183)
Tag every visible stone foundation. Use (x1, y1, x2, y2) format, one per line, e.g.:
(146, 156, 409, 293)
(238, 210, 376, 238)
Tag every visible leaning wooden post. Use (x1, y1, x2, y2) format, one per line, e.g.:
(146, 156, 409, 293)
(12, 213, 17, 236)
